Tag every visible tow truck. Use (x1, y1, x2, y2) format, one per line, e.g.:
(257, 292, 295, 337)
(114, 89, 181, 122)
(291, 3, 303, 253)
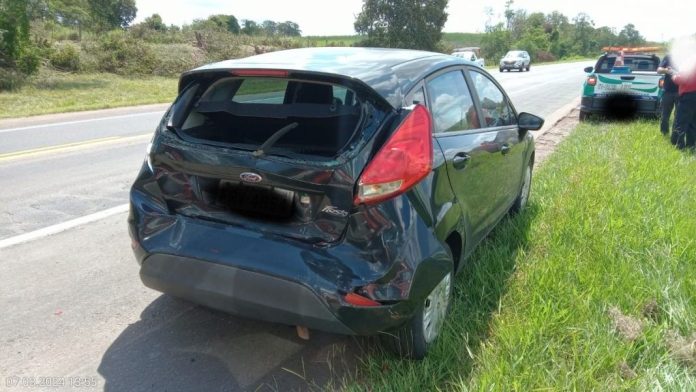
(580, 46, 664, 120)
(451, 47, 485, 68)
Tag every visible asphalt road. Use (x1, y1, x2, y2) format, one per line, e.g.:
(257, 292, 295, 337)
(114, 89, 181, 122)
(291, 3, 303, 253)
(0, 60, 592, 391)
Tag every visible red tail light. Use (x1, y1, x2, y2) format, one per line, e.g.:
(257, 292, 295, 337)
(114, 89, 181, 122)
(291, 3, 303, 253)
(230, 69, 289, 77)
(659, 78, 665, 89)
(344, 292, 380, 307)
(587, 76, 597, 86)
(354, 104, 433, 205)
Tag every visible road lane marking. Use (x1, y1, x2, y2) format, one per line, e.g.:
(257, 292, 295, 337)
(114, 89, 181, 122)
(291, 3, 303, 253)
(0, 111, 165, 134)
(0, 134, 151, 162)
(0, 204, 129, 250)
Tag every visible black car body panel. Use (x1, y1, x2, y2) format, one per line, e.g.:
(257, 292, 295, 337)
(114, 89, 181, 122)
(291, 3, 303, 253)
(179, 47, 470, 110)
(129, 48, 538, 337)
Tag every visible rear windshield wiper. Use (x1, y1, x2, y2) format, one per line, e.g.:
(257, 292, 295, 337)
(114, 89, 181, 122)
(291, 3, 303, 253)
(252, 122, 299, 157)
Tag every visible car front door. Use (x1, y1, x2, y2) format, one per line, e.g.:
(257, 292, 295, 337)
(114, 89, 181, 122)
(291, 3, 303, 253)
(466, 68, 524, 219)
(425, 67, 505, 245)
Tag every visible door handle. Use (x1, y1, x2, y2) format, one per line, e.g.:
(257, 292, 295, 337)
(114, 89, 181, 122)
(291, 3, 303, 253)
(501, 144, 511, 155)
(452, 152, 471, 169)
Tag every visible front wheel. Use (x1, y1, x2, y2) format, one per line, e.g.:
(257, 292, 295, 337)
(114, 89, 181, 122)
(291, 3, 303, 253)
(510, 162, 532, 214)
(526, 64, 531, 71)
(381, 266, 453, 359)
(499, 67, 504, 72)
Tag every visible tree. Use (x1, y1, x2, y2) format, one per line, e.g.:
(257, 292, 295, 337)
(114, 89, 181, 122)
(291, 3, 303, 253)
(504, 0, 514, 30)
(143, 13, 166, 31)
(277, 21, 301, 37)
(48, 0, 90, 38)
(88, 0, 136, 29)
(241, 19, 261, 35)
(227, 15, 239, 34)
(354, 0, 448, 51)
(618, 23, 645, 46)
(572, 13, 595, 56)
(261, 20, 277, 35)
(0, 0, 30, 66)
(481, 23, 511, 61)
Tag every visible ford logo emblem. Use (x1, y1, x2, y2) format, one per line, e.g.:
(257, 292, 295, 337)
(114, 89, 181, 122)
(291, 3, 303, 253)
(240, 172, 263, 183)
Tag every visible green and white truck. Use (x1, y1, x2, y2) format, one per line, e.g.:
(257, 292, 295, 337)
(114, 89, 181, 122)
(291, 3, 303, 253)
(580, 47, 664, 120)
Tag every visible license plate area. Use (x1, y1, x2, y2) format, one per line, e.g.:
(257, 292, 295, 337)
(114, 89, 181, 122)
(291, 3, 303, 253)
(216, 180, 295, 221)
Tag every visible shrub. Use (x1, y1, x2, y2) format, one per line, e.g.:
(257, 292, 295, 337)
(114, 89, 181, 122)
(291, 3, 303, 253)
(0, 67, 27, 91)
(93, 30, 158, 75)
(150, 43, 207, 76)
(49, 42, 81, 71)
(17, 45, 42, 75)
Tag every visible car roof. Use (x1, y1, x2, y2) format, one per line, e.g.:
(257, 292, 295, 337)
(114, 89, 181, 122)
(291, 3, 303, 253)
(182, 47, 474, 109)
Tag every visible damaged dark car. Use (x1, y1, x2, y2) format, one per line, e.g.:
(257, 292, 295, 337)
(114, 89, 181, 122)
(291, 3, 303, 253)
(128, 47, 543, 359)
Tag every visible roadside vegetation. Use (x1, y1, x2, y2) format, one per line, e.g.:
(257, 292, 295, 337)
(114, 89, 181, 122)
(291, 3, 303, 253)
(0, 0, 658, 118)
(347, 120, 696, 390)
(0, 69, 176, 118)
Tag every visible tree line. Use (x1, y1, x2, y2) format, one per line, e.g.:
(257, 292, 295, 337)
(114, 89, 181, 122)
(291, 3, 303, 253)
(1, 0, 654, 91)
(480, 0, 649, 62)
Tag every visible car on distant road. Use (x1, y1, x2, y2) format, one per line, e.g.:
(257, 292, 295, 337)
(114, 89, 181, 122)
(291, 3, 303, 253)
(499, 50, 531, 72)
(580, 47, 663, 120)
(451, 49, 485, 67)
(128, 47, 543, 359)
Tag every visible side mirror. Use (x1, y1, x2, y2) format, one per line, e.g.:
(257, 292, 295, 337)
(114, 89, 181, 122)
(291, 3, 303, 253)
(584, 66, 593, 73)
(518, 112, 544, 131)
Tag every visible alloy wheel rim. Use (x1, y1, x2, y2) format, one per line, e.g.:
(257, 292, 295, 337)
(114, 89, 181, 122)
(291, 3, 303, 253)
(422, 272, 452, 344)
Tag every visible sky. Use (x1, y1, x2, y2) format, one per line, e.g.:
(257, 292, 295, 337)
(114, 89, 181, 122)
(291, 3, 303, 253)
(134, 0, 695, 42)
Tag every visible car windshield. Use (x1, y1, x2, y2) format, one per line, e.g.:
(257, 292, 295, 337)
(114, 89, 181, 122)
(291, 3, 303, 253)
(505, 51, 523, 58)
(170, 76, 365, 158)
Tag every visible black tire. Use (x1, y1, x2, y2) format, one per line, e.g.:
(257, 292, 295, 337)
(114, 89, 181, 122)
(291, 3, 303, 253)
(526, 64, 531, 71)
(381, 251, 454, 359)
(499, 67, 504, 72)
(579, 111, 589, 122)
(510, 162, 532, 215)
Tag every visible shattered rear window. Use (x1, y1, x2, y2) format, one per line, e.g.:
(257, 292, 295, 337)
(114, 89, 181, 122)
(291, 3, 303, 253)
(173, 77, 365, 158)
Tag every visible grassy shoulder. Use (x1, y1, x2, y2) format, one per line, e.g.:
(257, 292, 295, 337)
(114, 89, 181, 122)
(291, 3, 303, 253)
(0, 69, 177, 119)
(348, 121, 696, 390)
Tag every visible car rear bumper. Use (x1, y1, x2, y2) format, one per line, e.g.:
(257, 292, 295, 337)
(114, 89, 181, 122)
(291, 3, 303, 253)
(140, 253, 358, 334)
(128, 180, 451, 335)
(581, 95, 660, 115)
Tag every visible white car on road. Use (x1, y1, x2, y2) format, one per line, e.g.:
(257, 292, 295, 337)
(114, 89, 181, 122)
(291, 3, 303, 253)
(451, 50, 485, 68)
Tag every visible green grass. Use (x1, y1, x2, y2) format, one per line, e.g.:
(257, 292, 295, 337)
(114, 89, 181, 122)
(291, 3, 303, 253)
(0, 70, 177, 118)
(346, 121, 696, 391)
(304, 35, 361, 47)
(442, 32, 485, 48)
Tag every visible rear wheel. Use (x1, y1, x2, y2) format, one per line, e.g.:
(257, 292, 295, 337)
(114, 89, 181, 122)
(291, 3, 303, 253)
(499, 67, 504, 72)
(510, 162, 532, 214)
(381, 258, 453, 359)
(526, 64, 531, 71)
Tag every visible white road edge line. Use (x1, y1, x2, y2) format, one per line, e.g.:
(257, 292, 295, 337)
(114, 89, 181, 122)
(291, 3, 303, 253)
(0, 111, 165, 134)
(0, 204, 129, 250)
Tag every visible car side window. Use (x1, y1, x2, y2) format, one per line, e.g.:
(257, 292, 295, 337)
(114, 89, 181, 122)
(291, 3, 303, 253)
(405, 86, 426, 106)
(469, 70, 516, 127)
(426, 70, 479, 133)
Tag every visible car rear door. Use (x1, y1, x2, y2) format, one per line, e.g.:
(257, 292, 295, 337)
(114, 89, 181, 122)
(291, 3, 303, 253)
(424, 67, 506, 244)
(466, 68, 524, 214)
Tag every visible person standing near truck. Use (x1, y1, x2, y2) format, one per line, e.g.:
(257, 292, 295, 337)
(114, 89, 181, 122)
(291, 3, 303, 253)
(657, 54, 679, 138)
(673, 65, 696, 150)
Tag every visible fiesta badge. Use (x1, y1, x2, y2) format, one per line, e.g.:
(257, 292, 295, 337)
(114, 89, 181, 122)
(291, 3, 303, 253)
(240, 172, 263, 183)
